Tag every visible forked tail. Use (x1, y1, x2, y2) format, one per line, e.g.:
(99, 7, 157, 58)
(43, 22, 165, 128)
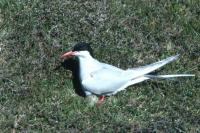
(114, 55, 194, 95)
(126, 55, 195, 86)
(128, 55, 195, 79)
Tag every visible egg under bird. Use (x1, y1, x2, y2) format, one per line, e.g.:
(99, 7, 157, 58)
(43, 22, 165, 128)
(59, 42, 194, 104)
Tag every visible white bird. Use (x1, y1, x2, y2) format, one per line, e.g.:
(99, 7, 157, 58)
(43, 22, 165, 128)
(60, 42, 194, 104)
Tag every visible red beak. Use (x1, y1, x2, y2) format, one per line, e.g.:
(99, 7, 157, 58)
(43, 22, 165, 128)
(60, 51, 76, 59)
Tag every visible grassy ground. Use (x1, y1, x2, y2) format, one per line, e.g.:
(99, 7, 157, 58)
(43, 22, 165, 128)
(1, 0, 200, 132)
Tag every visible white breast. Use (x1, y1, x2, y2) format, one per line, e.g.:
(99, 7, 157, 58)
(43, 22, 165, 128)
(77, 51, 102, 80)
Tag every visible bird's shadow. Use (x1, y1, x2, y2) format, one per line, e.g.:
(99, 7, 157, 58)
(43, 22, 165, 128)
(55, 58, 86, 97)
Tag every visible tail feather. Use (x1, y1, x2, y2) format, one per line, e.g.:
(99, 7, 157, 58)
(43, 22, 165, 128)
(145, 74, 195, 79)
(114, 55, 194, 95)
(128, 55, 180, 79)
(113, 74, 194, 95)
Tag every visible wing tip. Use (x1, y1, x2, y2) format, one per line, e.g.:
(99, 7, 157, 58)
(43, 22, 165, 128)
(170, 54, 180, 60)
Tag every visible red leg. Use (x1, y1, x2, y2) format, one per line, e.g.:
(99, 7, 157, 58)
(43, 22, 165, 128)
(97, 96, 105, 105)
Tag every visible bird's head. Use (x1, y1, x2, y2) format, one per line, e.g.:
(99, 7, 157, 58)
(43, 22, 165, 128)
(61, 42, 93, 59)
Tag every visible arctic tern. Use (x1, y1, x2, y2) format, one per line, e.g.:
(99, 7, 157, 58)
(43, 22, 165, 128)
(60, 42, 194, 103)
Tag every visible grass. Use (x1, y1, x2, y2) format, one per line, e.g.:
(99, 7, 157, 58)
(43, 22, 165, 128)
(0, 0, 200, 132)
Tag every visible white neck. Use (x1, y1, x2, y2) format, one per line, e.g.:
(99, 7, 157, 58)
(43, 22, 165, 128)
(77, 51, 101, 80)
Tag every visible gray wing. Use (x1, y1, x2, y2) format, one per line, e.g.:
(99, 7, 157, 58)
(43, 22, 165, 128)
(82, 67, 129, 95)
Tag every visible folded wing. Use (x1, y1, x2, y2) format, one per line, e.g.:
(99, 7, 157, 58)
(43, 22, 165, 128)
(82, 67, 129, 95)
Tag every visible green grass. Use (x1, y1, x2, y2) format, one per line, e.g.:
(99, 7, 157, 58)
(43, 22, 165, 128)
(0, 0, 200, 132)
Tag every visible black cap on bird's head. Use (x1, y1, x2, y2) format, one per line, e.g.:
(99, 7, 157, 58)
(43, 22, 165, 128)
(55, 42, 94, 71)
(72, 42, 93, 57)
(61, 42, 94, 59)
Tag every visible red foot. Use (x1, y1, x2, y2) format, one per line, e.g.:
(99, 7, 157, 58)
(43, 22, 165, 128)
(97, 96, 105, 105)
